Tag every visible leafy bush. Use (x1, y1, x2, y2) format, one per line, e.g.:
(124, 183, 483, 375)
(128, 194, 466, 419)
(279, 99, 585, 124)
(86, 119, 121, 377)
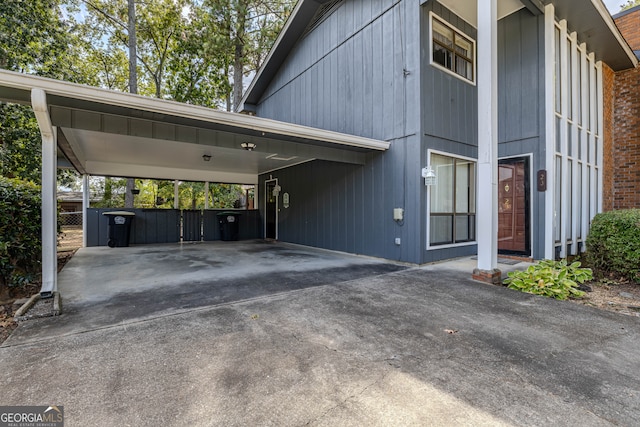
(586, 209, 640, 283)
(0, 177, 42, 292)
(503, 259, 592, 300)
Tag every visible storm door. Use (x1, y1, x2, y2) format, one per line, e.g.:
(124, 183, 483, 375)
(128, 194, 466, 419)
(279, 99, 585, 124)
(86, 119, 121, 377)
(265, 179, 278, 239)
(498, 158, 530, 255)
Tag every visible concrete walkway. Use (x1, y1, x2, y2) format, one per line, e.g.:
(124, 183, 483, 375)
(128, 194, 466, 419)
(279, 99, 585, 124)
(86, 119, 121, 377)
(1, 242, 638, 426)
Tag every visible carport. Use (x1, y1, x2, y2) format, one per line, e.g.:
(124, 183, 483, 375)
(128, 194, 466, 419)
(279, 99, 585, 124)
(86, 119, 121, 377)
(0, 69, 389, 297)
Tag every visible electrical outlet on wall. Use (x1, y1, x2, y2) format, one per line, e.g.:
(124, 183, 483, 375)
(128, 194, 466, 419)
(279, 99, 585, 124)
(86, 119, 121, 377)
(395, 238, 401, 245)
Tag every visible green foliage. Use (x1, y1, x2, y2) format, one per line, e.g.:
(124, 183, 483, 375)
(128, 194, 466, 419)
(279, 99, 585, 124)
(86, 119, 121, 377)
(0, 177, 42, 290)
(621, 0, 640, 11)
(0, 104, 42, 182)
(585, 209, 640, 283)
(503, 259, 592, 300)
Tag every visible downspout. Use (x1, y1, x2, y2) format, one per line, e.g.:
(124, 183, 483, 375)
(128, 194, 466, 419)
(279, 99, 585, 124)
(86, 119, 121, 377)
(31, 88, 57, 298)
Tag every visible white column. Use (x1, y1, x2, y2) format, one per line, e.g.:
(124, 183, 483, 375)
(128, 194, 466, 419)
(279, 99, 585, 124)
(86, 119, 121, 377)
(559, 20, 569, 259)
(596, 61, 604, 214)
(580, 43, 589, 249)
(31, 89, 57, 297)
(476, 0, 498, 272)
(570, 32, 579, 256)
(174, 180, 179, 209)
(204, 181, 209, 209)
(82, 174, 89, 248)
(543, 4, 556, 260)
(588, 52, 597, 222)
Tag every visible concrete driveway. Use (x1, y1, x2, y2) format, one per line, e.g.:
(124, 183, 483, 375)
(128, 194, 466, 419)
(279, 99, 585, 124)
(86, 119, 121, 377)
(1, 242, 639, 426)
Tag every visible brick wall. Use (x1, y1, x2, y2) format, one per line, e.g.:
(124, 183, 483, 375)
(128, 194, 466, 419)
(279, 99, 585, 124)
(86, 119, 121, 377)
(612, 66, 640, 210)
(615, 6, 640, 51)
(611, 8, 640, 210)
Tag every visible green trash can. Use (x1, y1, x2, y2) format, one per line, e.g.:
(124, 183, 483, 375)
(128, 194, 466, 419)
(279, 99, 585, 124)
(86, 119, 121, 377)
(103, 211, 135, 247)
(217, 212, 241, 241)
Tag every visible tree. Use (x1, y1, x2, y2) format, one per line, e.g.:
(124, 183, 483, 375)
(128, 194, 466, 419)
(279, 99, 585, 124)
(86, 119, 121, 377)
(195, 0, 295, 111)
(621, 0, 640, 11)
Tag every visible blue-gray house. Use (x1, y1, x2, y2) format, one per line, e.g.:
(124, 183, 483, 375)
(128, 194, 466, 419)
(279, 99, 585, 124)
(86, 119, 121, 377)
(240, 0, 637, 271)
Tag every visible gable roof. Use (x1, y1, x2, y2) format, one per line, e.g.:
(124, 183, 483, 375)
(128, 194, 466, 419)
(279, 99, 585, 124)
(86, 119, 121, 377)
(240, 0, 638, 111)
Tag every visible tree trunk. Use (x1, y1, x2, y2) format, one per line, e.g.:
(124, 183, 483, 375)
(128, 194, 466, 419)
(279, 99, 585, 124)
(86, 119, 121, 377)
(232, 3, 247, 112)
(125, 0, 137, 208)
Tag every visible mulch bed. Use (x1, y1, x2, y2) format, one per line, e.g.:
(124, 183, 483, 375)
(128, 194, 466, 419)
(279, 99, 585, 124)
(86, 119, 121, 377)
(0, 250, 76, 344)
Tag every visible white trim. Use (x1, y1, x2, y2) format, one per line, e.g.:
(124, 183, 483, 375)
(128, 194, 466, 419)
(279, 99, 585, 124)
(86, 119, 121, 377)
(264, 178, 279, 240)
(429, 12, 477, 85)
(425, 149, 478, 251)
(0, 69, 389, 152)
(544, 4, 556, 260)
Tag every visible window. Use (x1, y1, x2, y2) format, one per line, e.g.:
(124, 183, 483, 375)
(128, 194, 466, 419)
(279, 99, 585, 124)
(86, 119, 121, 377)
(431, 15, 475, 82)
(429, 153, 476, 246)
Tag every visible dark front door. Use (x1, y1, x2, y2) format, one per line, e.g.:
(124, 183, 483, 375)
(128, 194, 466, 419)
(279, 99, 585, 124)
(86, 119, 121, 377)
(265, 180, 278, 239)
(498, 158, 530, 255)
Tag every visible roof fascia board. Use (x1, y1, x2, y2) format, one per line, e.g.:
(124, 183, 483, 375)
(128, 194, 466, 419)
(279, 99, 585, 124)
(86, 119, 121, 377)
(0, 69, 389, 151)
(520, 0, 544, 15)
(589, 0, 638, 68)
(239, 0, 319, 110)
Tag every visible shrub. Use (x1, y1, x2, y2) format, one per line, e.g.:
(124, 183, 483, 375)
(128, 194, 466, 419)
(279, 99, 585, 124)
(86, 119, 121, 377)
(586, 209, 640, 283)
(0, 177, 42, 293)
(503, 259, 592, 300)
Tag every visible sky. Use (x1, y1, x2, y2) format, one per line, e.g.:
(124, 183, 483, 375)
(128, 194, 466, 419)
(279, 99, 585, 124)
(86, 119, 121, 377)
(603, 0, 629, 15)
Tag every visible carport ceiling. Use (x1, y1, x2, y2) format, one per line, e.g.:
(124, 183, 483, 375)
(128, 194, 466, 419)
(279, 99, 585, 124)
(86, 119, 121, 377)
(0, 70, 389, 184)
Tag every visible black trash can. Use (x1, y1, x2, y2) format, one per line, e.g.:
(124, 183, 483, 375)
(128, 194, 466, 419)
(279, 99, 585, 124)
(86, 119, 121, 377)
(103, 211, 135, 247)
(217, 212, 241, 241)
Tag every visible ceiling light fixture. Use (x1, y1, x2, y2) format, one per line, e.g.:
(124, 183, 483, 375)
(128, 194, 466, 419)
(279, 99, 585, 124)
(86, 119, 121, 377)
(202, 154, 212, 162)
(241, 142, 257, 151)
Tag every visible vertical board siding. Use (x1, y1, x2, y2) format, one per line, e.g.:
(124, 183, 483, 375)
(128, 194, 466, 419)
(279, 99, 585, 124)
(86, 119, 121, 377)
(420, 1, 478, 147)
(254, 0, 423, 263)
(86, 209, 261, 246)
(497, 9, 547, 260)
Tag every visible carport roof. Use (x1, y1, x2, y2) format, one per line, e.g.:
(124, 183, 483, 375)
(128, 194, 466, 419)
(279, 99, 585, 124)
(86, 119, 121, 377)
(0, 69, 389, 184)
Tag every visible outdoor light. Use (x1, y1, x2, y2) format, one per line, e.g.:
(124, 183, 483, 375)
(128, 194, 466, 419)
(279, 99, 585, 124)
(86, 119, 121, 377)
(241, 142, 257, 151)
(202, 154, 212, 162)
(421, 166, 437, 186)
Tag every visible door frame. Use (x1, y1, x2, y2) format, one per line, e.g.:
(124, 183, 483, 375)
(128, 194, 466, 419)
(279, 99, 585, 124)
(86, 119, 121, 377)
(264, 178, 279, 240)
(498, 154, 532, 257)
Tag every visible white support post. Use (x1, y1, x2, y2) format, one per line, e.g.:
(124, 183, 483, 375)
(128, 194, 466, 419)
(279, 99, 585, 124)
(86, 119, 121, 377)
(570, 32, 579, 256)
(580, 43, 589, 250)
(174, 180, 179, 210)
(474, 0, 499, 280)
(588, 52, 597, 223)
(596, 61, 604, 214)
(31, 88, 57, 297)
(559, 20, 569, 259)
(82, 174, 89, 248)
(204, 181, 210, 210)
(543, 4, 556, 260)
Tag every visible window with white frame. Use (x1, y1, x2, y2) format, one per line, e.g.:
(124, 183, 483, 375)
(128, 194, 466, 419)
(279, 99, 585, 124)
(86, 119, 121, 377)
(429, 153, 476, 246)
(431, 14, 475, 83)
